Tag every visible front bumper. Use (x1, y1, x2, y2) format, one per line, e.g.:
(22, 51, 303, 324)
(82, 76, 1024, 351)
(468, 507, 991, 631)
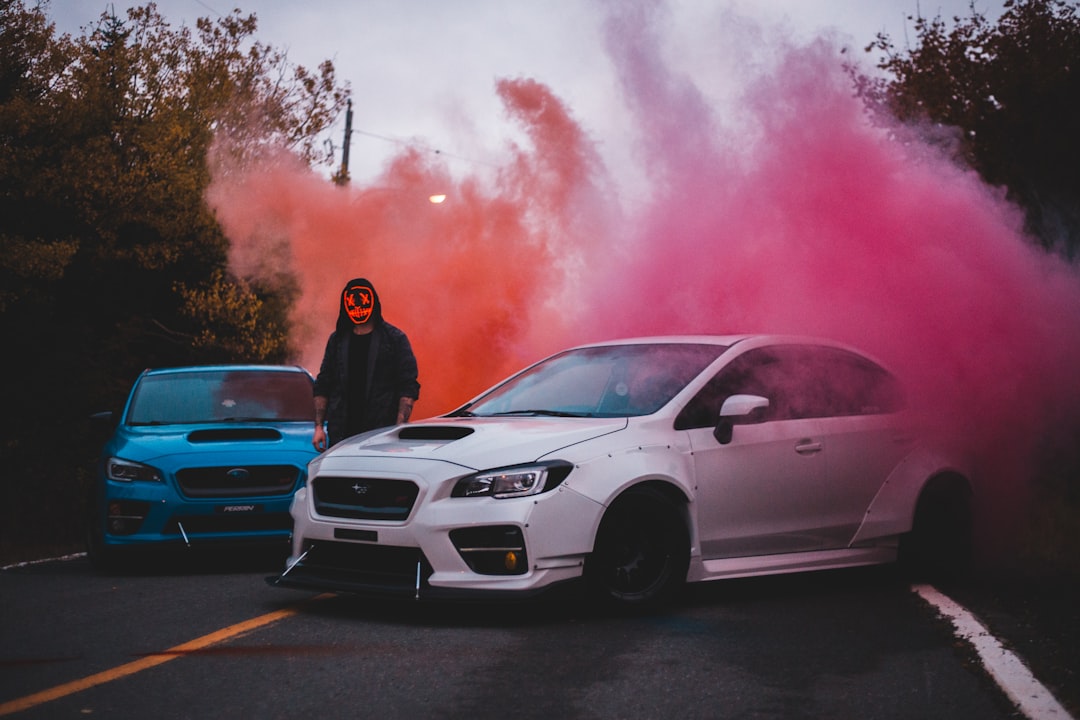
(266, 543, 577, 601)
(275, 463, 605, 599)
(98, 476, 299, 549)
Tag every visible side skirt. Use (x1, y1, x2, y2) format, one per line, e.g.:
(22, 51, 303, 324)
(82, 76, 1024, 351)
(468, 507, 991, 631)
(688, 545, 898, 583)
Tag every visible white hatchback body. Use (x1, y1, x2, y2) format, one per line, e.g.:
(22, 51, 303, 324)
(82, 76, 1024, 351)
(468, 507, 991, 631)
(274, 335, 970, 605)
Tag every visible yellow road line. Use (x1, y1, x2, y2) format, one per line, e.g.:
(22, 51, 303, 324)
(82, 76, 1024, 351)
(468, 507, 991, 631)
(0, 598, 325, 717)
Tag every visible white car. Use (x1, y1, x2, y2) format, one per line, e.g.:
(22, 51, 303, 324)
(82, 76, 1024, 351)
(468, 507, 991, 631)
(271, 335, 972, 607)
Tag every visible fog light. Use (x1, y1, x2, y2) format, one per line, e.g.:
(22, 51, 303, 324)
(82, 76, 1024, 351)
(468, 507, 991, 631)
(105, 500, 150, 536)
(449, 525, 528, 575)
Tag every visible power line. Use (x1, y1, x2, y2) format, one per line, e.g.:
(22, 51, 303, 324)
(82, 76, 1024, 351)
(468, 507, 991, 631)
(192, 0, 223, 17)
(350, 128, 500, 169)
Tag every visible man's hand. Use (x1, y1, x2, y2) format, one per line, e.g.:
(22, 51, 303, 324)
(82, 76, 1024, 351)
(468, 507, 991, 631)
(313, 395, 328, 450)
(397, 396, 415, 424)
(312, 425, 328, 452)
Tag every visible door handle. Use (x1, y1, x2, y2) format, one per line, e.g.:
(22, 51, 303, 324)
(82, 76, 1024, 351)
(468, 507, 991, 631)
(795, 440, 823, 455)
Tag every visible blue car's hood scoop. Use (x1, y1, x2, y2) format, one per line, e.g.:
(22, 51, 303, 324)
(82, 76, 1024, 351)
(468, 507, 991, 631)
(187, 428, 283, 442)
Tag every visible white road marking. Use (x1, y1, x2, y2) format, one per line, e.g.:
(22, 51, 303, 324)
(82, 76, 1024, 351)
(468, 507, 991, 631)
(914, 584, 1074, 720)
(0, 552, 87, 571)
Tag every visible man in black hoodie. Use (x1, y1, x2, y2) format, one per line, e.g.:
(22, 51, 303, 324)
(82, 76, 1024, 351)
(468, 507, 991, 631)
(312, 278, 420, 450)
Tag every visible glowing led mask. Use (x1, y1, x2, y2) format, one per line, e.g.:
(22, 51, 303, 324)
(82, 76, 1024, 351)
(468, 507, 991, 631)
(343, 284, 374, 324)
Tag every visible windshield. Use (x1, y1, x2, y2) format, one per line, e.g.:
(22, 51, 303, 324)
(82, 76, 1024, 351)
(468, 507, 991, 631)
(461, 343, 726, 418)
(126, 369, 314, 425)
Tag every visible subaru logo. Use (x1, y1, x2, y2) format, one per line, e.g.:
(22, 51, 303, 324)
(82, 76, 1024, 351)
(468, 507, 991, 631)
(352, 483, 368, 495)
(226, 468, 250, 481)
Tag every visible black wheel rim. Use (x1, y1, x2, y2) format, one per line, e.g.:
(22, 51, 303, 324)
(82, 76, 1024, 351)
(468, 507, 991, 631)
(598, 502, 675, 601)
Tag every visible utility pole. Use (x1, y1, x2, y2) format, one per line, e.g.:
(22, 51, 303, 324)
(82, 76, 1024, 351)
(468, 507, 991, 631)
(333, 99, 353, 186)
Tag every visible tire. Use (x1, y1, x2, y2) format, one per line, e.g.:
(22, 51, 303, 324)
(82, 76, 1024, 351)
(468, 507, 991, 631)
(585, 486, 690, 609)
(900, 477, 973, 583)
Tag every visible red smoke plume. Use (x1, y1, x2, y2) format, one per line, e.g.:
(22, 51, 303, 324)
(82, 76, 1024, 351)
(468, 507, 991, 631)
(207, 4, 1080, 556)
(206, 74, 604, 417)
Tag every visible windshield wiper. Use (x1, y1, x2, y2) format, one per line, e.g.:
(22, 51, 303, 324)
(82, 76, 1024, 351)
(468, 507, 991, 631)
(489, 409, 591, 418)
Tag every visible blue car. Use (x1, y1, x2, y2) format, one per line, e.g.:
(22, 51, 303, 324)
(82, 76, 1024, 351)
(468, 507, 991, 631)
(88, 365, 319, 570)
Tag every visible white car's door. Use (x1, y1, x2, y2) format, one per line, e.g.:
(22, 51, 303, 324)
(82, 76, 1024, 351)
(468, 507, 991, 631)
(677, 345, 838, 559)
(807, 349, 913, 545)
(676, 343, 911, 559)
(689, 417, 829, 558)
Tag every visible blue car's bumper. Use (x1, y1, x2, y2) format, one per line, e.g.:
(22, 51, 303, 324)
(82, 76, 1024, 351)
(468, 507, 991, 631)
(93, 426, 317, 552)
(97, 476, 300, 549)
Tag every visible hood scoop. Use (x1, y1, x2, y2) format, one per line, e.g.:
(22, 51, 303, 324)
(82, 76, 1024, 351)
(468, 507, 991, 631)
(187, 428, 282, 443)
(397, 426, 474, 441)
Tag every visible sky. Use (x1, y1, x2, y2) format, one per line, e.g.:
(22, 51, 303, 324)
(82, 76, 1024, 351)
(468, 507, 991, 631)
(46, 0, 1007, 189)
(43, 0, 1080, 547)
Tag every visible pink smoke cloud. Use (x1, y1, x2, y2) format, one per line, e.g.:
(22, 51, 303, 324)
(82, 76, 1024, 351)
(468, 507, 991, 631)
(207, 3, 1080, 558)
(587, 5, 1080, 551)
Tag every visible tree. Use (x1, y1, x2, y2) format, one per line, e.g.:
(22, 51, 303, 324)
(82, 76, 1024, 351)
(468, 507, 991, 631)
(0, 0, 347, 559)
(858, 0, 1080, 255)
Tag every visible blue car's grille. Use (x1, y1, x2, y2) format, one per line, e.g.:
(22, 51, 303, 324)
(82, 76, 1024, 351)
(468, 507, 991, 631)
(175, 465, 299, 497)
(312, 477, 419, 521)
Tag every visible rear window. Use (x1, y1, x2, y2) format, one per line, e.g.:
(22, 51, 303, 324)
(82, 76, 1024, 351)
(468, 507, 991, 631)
(126, 370, 314, 425)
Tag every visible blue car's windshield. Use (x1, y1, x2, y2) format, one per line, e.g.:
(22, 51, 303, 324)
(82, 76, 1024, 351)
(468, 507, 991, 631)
(126, 370, 314, 425)
(462, 343, 726, 418)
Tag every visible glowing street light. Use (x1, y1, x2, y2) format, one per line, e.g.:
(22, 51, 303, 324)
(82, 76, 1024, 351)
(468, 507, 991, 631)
(353, 187, 448, 205)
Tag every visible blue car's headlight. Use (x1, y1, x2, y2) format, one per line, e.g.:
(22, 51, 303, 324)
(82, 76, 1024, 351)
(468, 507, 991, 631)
(106, 457, 163, 482)
(452, 461, 573, 499)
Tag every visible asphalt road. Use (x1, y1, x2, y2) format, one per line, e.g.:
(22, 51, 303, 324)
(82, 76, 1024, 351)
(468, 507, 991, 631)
(0, 552, 1031, 719)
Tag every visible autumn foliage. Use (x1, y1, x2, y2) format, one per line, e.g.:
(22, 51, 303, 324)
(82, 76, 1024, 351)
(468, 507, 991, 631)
(0, 0, 346, 557)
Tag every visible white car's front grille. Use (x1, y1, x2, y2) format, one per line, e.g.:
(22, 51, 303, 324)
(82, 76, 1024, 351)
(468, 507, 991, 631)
(312, 476, 419, 521)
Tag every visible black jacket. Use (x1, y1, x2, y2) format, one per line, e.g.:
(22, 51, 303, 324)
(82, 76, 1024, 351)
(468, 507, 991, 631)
(314, 320, 420, 444)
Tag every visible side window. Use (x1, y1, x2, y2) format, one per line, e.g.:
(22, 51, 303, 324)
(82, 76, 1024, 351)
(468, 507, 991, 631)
(764, 345, 906, 419)
(675, 349, 786, 429)
(813, 348, 905, 416)
(673, 344, 905, 430)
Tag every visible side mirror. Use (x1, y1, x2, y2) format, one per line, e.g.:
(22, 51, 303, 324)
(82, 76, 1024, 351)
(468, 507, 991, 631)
(89, 410, 117, 431)
(714, 394, 770, 445)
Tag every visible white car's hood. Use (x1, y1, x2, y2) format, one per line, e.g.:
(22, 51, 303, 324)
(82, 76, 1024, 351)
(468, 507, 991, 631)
(323, 416, 629, 470)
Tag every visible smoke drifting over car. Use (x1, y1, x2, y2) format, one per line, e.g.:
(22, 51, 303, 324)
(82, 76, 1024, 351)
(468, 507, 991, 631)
(207, 5, 1080, 562)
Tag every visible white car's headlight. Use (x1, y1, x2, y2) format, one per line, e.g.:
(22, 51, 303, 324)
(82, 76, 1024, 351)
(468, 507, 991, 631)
(106, 457, 163, 482)
(452, 461, 573, 499)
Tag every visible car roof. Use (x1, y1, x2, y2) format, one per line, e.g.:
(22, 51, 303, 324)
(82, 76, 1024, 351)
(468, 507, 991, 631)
(569, 334, 886, 363)
(573, 335, 754, 348)
(139, 364, 311, 377)
(568, 334, 860, 350)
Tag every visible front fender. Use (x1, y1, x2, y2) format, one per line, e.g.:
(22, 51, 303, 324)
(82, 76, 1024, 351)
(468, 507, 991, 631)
(552, 438, 696, 563)
(561, 439, 695, 509)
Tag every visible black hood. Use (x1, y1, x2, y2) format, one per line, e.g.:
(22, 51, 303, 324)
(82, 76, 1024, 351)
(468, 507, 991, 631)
(336, 277, 383, 333)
